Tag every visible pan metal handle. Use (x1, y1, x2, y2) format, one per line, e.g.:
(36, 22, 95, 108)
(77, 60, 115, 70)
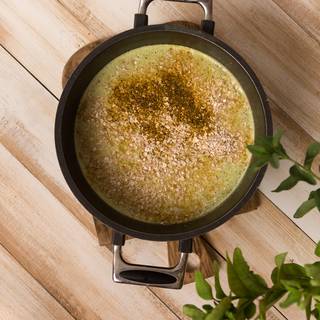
(139, 0, 212, 20)
(135, 0, 214, 34)
(112, 231, 193, 289)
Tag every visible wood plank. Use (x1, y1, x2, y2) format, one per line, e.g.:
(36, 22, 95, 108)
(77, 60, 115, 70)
(0, 47, 96, 238)
(260, 101, 320, 242)
(2, 0, 320, 142)
(1, 0, 319, 242)
(204, 193, 318, 320)
(121, 188, 318, 320)
(0, 44, 180, 319)
(2, 35, 320, 245)
(56, 0, 202, 37)
(0, 143, 179, 320)
(0, 245, 74, 320)
(168, 237, 215, 284)
(271, 0, 320, 43)
(0, 2, 319, 319)
(0, 0, 96, 96)
(208, 0, 320, 141)
(121, 239, 286, 320)
(0, 41, 288, 319)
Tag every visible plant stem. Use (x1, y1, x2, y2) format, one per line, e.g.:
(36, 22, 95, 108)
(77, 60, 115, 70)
(288, 157, 320, 181)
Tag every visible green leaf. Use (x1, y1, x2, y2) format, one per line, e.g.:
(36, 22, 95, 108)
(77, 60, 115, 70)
(281, 280, 302, 291)
(248, 131, 290, 171)
(232, 248, 268, 297)
(314, 303, 320, 320)
(312, 189, 320, 211)
(205, 297, 231, 320)
(247, 145, 269, 156)
(272, 175, 298, 192)
(225, 311, 236, 320)
(316, 242, 320, 258)
(235, 299, 250, 320)
(259, 285, 286, 320)
(272, 263, 309, 285)
(212, 261, 226, 299)
(309, 287, 320, 296)
(305, 262, 320, 280)
(290, 165, 317, 185)
(275, 253, 287, 270)
(275, 253, 287, 283)
(280, 290, 302, 308)
(272, 129, 289, 158)
(274, 165, 317, 193)
(183, 304, 206, 320)
(250, 156, 270, 172)
(195, 271, 213, 300)
(282, 263, 308, 279)
(255, 136, 274, 153)
(310, 279, 320, 286)
(227, 256, 251, 298)
(234, 311, 245, 320)
(269, 153, 280, 168)
(311, 308, 320, 320)
(244, 302, 256, 318)
(300, 294, 312, 320)
(202, 305, 213, 313)
(277, 144, 289, 158)
(304, 142, 320, 169)
(294, 198, 316, 218)
(258, 307, 266, 320)
(272, 129, 284, 148)
(311, 304, 320, 320)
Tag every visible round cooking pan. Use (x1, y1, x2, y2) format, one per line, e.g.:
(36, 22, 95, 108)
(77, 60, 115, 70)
(55, 0, 272, 289)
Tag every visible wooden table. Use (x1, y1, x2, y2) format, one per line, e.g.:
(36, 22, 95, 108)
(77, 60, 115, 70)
(0, 1, 319, 319)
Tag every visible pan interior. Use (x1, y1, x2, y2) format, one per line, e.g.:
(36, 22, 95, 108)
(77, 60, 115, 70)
(74, 44, 254, 225)
(59, 27, 269, 239)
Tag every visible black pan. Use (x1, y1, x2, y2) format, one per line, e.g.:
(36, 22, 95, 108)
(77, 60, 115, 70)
(55, 0, 272, 288)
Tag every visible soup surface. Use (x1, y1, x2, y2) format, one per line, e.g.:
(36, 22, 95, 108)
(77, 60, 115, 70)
(75, 44, 254, 224)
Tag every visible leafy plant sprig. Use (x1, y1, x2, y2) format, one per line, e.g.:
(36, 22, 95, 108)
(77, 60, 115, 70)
(183, 243, 320, 320)
(183, 131, 320, 319)
(248, 129, 320, 217)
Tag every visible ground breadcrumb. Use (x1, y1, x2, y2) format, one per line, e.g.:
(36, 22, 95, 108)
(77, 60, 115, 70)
(75, 45, 254, 224)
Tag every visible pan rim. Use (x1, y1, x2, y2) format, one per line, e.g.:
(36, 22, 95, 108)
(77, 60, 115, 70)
(55, 24, 272, 241)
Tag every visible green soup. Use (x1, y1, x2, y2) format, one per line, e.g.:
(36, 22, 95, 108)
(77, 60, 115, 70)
(75, 44, 254, 224)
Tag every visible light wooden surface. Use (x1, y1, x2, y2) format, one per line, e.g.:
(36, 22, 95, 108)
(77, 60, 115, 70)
(63, 22, 261, 284)
(0, 0, 319, 319)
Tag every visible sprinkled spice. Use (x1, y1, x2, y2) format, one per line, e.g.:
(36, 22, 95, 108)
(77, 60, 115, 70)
(75, 45, 254, 224)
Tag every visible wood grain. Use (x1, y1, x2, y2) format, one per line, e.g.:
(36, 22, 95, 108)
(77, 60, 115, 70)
(121, 239, 286, 320)
(3, 0, 319, 142)
(205, 193, 317, 320)
(0, 0, 96, 96)
(93, 218, 113, 247)
(0, 46, 178, 319)
(62, 35, 261, 275)
(1, 0, 319, 242)
(0, 31, 287, 319)
(261, 101, 320, 242)
(0, 1, 319, 319)
(168, 237, 215, 284)
(0, 245, 74, 320)
(120, 193, 312, 319)
(0, 143, 179, 320)
(0, 46, 96, 237)
(122, 191, 317, 320)
(62, 39, 104, 88)
(271, 0, 320, 43)
(206, 0, 320, 142)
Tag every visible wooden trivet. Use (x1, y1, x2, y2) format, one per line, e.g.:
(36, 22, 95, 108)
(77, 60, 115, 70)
(62, 24, 261, 284)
